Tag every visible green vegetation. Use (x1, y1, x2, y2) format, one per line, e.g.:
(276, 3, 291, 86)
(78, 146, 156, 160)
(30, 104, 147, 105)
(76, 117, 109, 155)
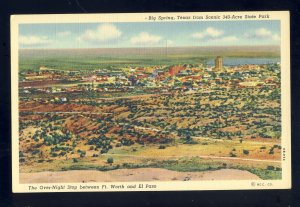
(107, 157, 114, 164)
(247, 168, 281, 180)
(53, 157, 281, 180)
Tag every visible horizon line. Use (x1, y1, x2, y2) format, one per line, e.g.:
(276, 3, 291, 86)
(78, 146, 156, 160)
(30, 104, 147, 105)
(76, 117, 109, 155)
(19, 45, 280, 50)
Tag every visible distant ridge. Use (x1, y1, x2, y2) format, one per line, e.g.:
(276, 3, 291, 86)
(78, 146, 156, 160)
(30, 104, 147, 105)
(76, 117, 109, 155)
(19, 45, 280, 58)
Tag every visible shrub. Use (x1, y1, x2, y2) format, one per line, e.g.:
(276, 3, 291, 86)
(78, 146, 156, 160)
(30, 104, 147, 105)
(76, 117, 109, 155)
(19, 158, 25, 163)
(59, 151, 66, 156)
(80, 151, 86, 158)
(267, 166, 275, 170)
(73, 158, 78, 163)
(100, 148, 108, 154)
(243, 150, 249, 155)
(260, 146, 266, 149)
(229, 152, 237, 157)
(19, 151, 24, 157)
(107, 157, 114, 164)
(120, 138, 134, 146)
(32, 149, 40, 155)
(183, 135, 197, 144)
(137, 141, 145, 145)
(158, 145, 166, 149)
(51, 152, 58, 157)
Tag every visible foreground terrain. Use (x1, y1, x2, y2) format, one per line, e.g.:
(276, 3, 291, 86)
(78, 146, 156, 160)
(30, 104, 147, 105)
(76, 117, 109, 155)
(19, 89, 282, 182)
(20, 168, 261, 183)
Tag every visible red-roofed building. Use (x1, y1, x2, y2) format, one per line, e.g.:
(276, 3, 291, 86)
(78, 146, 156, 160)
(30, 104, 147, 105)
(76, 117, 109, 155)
(169, 65, 185, 76)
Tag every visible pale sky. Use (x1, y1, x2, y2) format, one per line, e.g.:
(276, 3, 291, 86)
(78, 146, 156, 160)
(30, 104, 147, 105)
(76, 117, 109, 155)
(19, 20, 280, 49)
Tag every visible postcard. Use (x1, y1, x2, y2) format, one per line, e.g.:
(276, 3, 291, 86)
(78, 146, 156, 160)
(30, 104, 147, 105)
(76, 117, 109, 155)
(11, 11, 291, 192)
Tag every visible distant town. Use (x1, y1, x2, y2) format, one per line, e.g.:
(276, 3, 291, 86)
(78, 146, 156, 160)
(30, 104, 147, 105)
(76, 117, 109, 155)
(19, 56, 280, 102)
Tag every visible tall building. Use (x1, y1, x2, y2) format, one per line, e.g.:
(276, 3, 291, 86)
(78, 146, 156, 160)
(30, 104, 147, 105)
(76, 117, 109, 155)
(214, 56, 223, 70)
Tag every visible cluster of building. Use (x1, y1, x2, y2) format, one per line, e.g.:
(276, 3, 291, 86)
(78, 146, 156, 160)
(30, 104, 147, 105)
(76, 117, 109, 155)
(19, 56, 280, 96)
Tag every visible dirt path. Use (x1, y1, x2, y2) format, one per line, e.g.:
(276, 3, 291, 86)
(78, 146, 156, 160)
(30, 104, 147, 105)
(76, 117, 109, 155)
(103, 153, 280, 163)
(20, 168, 261, 183)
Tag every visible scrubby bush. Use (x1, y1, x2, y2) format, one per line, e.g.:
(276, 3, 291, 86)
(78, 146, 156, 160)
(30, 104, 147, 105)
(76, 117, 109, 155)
(43, 131, 72, 145)
(158, 145, 166, 149)
(19, 158, 25, 163)
(243, 150, 249, 155)
(120, 138, 134, 146)
(229, 152, 237, 157)
(32, 149, 40, 155)
(100, 148, 108, 154)
(51, 152, 58, 157)
(19, 151, 24, 157)
(87, 136, 113, 153)
(80, 151, 86, 158)
(59, 151, 66, 156)
(182, 135, 197, 144)
(107, 157, 114, 164)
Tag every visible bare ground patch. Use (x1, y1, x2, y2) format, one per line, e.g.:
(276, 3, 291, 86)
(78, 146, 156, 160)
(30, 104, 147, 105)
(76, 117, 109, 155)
(20, 168, 260, 183)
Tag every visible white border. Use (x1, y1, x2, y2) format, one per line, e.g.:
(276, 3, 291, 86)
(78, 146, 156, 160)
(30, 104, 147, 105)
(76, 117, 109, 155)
(11, 11, 291, 192)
